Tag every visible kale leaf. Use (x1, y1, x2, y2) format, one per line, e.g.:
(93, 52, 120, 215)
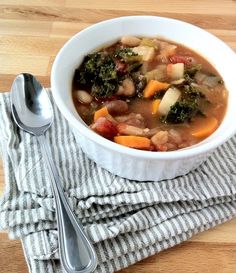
(74, 52, 118, 98)
(113, 48, 137, 59)
(159, 64, 210, 124)
(131, 72, 147, 98)
(113, 48, 142, 63)
(160, 84, 206, 124)
(183, 84, 205, 99)
(184, 64, 202, 77)
(153, 90, 166, 99)
(160, 99, 200, 124)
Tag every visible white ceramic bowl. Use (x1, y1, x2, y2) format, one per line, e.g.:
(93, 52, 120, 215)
(51, 16, 236, 181)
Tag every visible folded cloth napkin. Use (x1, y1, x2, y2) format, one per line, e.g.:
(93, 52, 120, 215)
(1, 91, 236, 273)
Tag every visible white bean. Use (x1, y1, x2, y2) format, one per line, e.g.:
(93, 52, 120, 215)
(117, 78, 135, 96)
(115, 113, 145, 127)
(75, 90, 93, 104)
(168, 129, 182, 144)
(117, 124, 145, 136)
(151, 131, 168, 146)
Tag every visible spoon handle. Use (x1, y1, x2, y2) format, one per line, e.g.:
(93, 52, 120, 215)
(37, 135, 97, 273)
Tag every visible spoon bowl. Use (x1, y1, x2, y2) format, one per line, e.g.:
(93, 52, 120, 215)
(11, 74, 53, 135)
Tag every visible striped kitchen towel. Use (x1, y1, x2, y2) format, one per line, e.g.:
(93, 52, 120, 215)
(1, 91, 236, 273)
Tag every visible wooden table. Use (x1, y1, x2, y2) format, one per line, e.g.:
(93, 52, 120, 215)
(1, 1, 236, 272)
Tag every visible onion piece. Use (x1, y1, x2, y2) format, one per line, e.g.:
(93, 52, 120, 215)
(202, 76, 222, 88)
(194, 71, 207, 83)
(194, 71, 222, 87)
(145, 65, 166, 82)
(140, 38, 158, 49)
(191, 83, 210, 96)
(158, 87, 181, 115)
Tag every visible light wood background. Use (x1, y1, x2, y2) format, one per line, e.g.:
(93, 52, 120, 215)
(1, 1, 236, 272)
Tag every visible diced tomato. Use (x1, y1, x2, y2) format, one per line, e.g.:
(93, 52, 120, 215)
(91, 117, 118, 139)
(169, 55, 193, 65)
(156, 144, 168, 152)
(116, 123, 127, 134)
(148, 144, 155, 151)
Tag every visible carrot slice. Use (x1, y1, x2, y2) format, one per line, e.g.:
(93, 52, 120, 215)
(151, 99, 161, 115)
(191, 117, 218, 138)
(143, 80, 170, 98)
(114, 136, 151, 149)
(94, 106, 109, 122)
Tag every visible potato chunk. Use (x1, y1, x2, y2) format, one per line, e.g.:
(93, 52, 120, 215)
(121, 36, 141, 47)
(133, 46, 155, 61)
(158, 87, 181, 115)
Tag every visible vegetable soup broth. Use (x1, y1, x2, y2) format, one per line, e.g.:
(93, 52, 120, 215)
(72, 36, 227, 151)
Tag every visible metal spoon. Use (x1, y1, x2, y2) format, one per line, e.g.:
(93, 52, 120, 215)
(11, 73, 97, 273)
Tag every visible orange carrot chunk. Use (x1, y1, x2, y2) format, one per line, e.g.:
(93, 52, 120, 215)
(151, 99, 161, 115)
(143, 80, 170, 98)
(114, 136, 151, 149)
(191, 117, 218, 138)
(94, 106, 109, 122)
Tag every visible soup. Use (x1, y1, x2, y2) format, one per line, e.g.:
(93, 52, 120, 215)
(72, 36, 228, 151)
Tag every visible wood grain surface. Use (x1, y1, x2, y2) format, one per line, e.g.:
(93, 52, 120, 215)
(1, 1, 236, 272)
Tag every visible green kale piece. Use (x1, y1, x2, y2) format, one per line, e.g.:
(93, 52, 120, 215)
(98, 61, 117, 81)
(217, 77, 224, 84)
(159, 64, 212, 124)
(183, 84, 205, 99)
(74, 52, 118, 98)
(136, 77, 147, 97)
(114, 48, 142, 63)
(127, 62, 142, 72)
(113, 48, 137, 59)
(184, 64, 202, 77)
(153, 90, 166, 99)
(183, 64, 202, 85)
(160, 99, 200, 124)
(91, 81, 117, 98)
(131, 72, 147, 98)
(184, 73, 195, 84)
(160, 83, 207, 124)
